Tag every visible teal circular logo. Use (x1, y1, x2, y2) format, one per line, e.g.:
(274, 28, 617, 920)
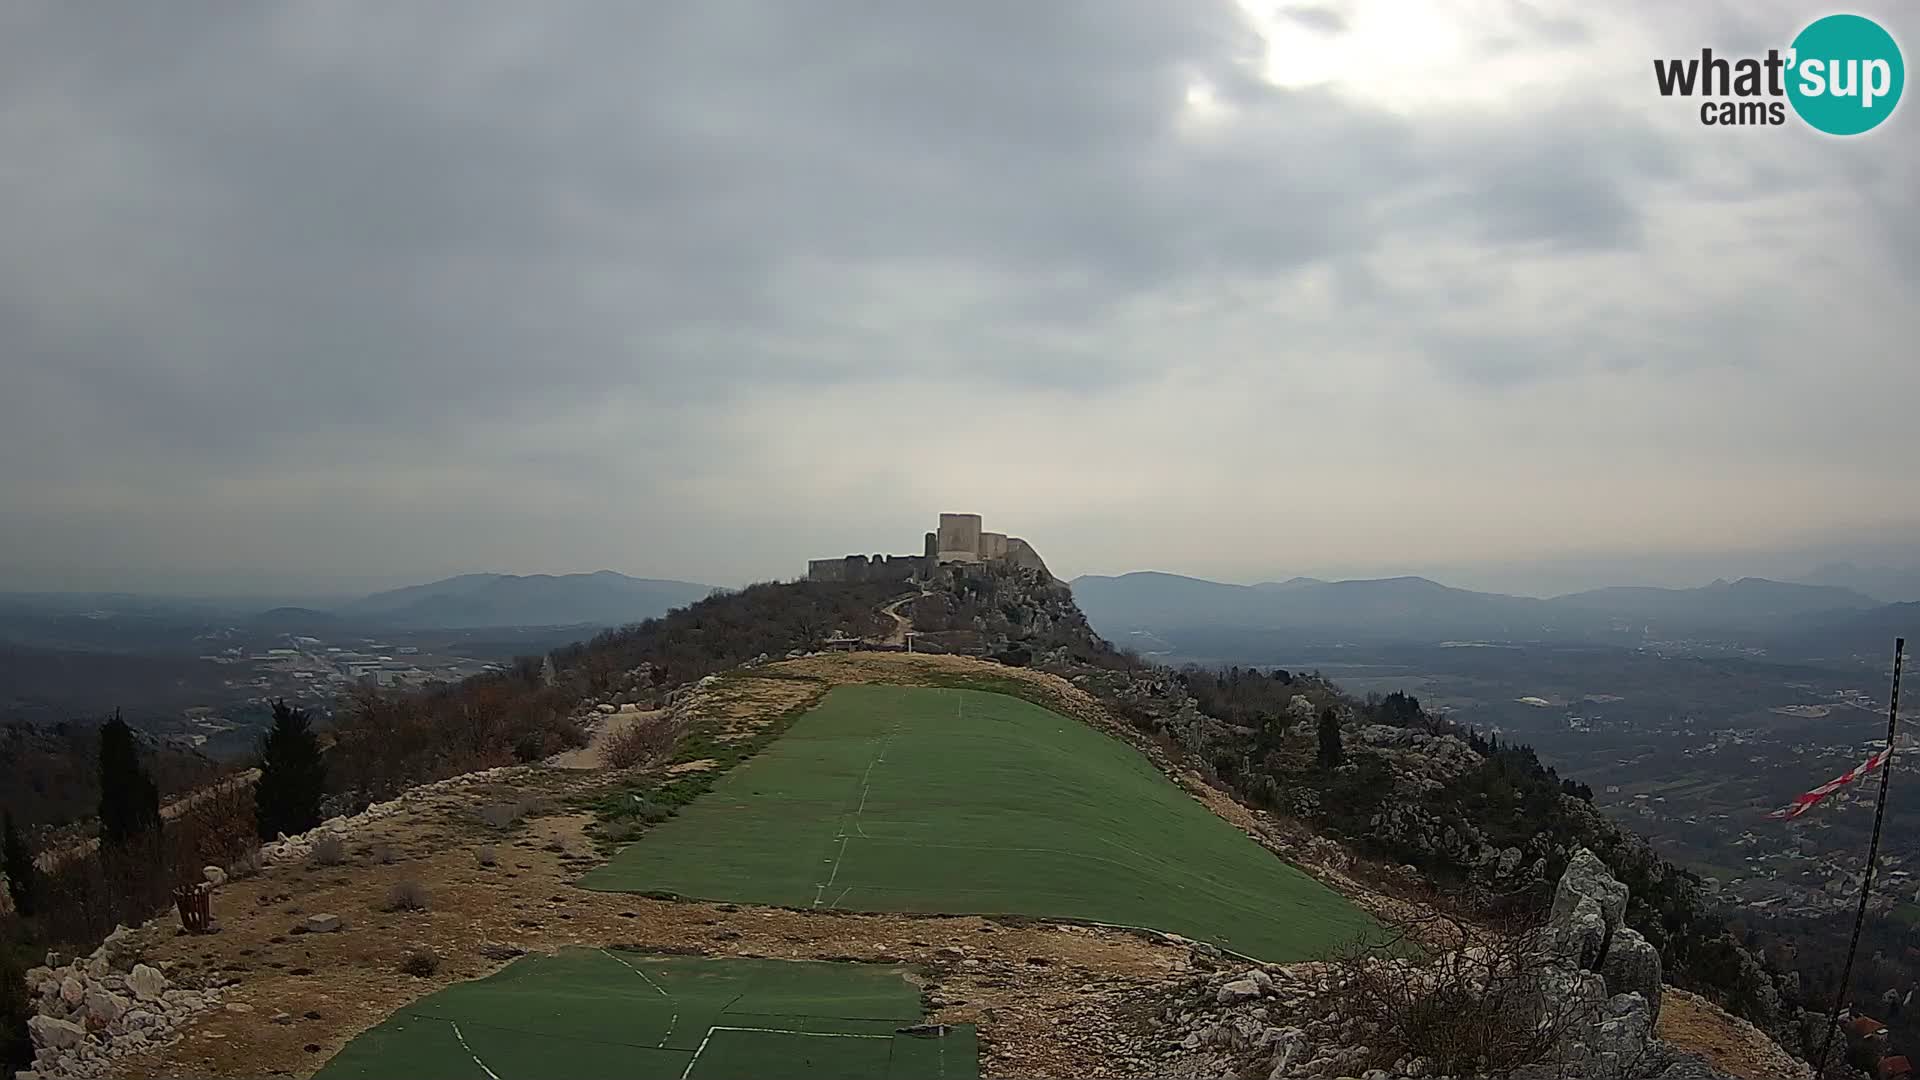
(1787, 14, 1904, 135)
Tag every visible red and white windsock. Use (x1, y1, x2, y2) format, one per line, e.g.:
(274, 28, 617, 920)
(1768, 747, 1894, 820)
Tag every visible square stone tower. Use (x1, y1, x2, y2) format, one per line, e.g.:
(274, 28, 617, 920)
(936, 513, 984, 563)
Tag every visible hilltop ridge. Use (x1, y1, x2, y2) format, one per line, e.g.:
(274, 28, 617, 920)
(7, 562, 1833, 1079)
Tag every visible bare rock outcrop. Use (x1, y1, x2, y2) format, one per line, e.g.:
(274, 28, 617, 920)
(1140, 850, 1744, 1080)
(20, 927, 223, 1079)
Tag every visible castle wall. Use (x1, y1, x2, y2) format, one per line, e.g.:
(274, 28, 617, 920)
(808, 554, 925, 583)
(1003, 538, 1051, 578)
(808, 557, 853, 582)
(979, 532, 1008, 560)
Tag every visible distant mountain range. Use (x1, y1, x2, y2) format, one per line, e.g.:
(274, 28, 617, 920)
(337, 572, 717, 629)
(1551, 578, 1878, 620)
(1069, 571, 1905, 653)
(1795, 562, 1920, 604)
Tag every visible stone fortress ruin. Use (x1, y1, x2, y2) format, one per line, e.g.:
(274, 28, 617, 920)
(807, 513, 1050, 583)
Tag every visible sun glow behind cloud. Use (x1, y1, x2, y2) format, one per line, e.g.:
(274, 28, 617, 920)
(1228, 0, 1637, 113)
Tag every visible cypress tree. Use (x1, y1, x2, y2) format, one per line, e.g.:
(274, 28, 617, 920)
(2, 811, 34, 917)
(255, 700, 327, 840)
(1317, 706, 1344, 769)
(98, 711, 161, 847)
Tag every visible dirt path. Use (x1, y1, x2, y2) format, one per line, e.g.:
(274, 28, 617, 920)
(547, 707, 668, 770)
(876, 591, 925, 647)
(1659, 987, 1813, 1080)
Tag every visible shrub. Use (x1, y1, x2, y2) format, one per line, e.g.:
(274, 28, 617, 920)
(476, 803, 521, 830)
(308, 836, 347, 867)
(602, 719, 680, 770)
(1319, 917, 1594, 1079)
(370, 842, 397, 865)
(475, 845, 497, 867)
(171, 782, 258, 872)
(227, 845, 264, 881)
(1, 942, 30, 1076)
(3, 812, 35, 917)
(399, 948, 440, 977)
(386, 880, 429, 912)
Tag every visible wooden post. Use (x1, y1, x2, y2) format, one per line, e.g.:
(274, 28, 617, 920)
(1816, 637, 1904, 1077)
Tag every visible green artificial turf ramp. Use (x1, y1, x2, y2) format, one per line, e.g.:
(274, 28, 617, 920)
(312, 950, 971, 1080)
(581, 684, 1376, 961)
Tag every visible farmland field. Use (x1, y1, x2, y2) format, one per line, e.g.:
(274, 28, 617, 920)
(313, 950, 972, 1079)
(581, 684, 1375, 961)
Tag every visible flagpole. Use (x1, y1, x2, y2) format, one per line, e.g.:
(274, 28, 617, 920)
(1816, 637, 1905, 1077)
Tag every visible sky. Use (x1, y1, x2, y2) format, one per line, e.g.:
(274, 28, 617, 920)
(2, 1, 1916, 599)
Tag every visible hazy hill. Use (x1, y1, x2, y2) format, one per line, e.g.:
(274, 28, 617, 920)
(1797, 562, 1920, 604)
(339, 571, 717, 629)
(1763, 601, 1918, 662)
(1551, 577, 1879, 622)
(1070, 570, 1890, 647)
(1, 719, 227, 828)
(1069, 571, 1556, 641)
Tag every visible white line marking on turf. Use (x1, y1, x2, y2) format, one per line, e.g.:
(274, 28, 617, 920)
(448, 1021, 502, 1080)
(852, 722, 900, 839)
(679, 1025, 893, 1080)
(815, 717, 901, 904)
(814, 835, 850, 906)
(600, 949, 678, 1047)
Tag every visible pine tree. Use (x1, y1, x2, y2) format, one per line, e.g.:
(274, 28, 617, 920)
(255, 700, 327, 840)
(2, 811, 34, 917)
(1316, 706, 1344, 769)
(97, 711, 161, 847)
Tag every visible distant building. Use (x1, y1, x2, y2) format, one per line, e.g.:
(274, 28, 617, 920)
(807, 512, 1049, 582)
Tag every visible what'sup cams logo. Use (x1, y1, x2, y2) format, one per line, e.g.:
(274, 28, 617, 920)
(1654, 12, 1904, 134)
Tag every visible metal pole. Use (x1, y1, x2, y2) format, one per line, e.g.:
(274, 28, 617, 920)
(1815, 637, 1904, 1077)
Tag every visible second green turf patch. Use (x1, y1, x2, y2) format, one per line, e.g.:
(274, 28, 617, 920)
(313, 950, 972, 1080)
(581, 684, 1375, 960)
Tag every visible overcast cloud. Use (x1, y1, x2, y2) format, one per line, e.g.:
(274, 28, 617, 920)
(2, 0, 1915, 597)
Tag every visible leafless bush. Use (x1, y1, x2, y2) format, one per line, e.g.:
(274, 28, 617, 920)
(602, 718, 683, 769)
(308, 836, 347, 867)
(399, 947, 440, 977)
(1318, 914, 1583, 1079)
(475, 845, 497, 867)
(386, 880, 430, 912)
(227, 845, 264, 880)
(476, 803, 521, 830)
(370, 842, 397, 865)
(171, 783, 258, 872)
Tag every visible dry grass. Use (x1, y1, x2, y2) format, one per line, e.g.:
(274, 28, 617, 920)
(227, 846, 264, 881)
(602, 717, 682, 769)
(385, 880, 429, 912)
(398, 948, 439, 977)
(308, 836, 347, 867)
